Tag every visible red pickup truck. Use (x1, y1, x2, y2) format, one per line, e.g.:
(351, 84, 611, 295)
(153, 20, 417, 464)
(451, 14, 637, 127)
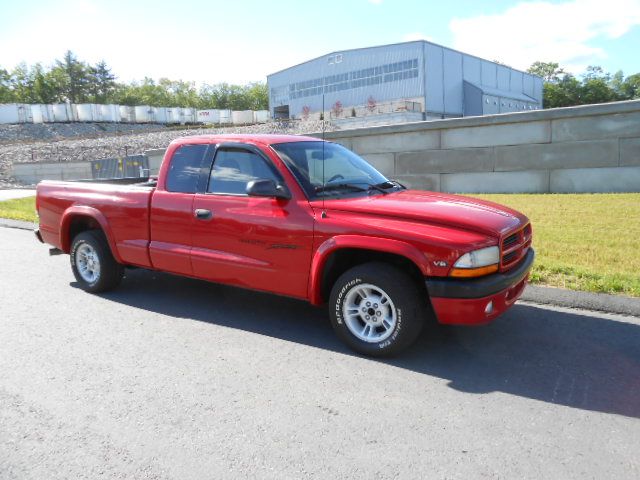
(35, 134, 534, 356)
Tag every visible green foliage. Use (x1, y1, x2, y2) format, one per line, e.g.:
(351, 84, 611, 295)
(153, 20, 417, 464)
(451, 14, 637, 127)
(527, 61, 565, 82)
(528, 61, 640, 108)
(0, 196, 37, 223)
(0, 51, 269, 110)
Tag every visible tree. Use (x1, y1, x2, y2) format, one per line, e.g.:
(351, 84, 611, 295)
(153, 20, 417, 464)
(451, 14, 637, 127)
(527, 61, 565, 82)
(244, 82, 268, 110)
(88, 60, 116, 103)
(543, 74, 581, 108)
(55, 50, 90, 103)
(10, 63, 36, 103)
(0, 68, 16, 103)
(32, 64, 60, 103)
(621, 73, 640, 99)
(529, 61, 638, 108)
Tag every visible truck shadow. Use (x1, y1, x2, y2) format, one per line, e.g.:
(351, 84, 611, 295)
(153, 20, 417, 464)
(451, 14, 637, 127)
(83, 268, 640, 420)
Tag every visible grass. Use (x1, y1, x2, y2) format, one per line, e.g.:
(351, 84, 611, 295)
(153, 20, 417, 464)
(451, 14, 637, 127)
(470, 193, 640, 298)
(0, 196, 37, 222)
(1, 193, 639, 297)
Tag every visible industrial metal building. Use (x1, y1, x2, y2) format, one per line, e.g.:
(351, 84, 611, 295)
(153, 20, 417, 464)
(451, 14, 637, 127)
(267, 40, 543, 122)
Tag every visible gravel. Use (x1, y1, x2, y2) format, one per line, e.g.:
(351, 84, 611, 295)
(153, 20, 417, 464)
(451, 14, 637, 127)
(0, 121, 334, 184)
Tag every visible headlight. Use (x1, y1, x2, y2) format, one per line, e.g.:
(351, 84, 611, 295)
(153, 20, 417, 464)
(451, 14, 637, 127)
(450, 246, 499, 278)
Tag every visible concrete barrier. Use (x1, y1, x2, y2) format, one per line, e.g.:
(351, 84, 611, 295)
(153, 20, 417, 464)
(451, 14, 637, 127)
(9, 100, 640, 193)
(10, 150, 165, 184)
(11, 161, 93, 184)
(317, 99, 640, 193)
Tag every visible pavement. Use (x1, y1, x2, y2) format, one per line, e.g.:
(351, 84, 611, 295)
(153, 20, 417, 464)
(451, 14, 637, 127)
(1, 226, 639, 479)
(3, 215, 639, 317)
(0, 188, 36, 201)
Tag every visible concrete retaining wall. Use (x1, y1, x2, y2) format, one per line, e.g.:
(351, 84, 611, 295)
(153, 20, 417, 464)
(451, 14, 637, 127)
(11, 161, 93, 184)
(9, 100, 640, 192)
(11, 150, 166, 184)
(319, 100, 640, 193)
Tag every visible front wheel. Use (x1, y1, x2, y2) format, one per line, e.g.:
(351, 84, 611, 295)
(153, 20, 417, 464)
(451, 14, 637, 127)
(329, 262, 426, 356)
(70, 230, 124, 293)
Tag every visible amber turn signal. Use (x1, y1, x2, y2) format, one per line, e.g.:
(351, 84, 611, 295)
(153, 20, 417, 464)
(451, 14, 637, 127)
(449, 264, 499, 278)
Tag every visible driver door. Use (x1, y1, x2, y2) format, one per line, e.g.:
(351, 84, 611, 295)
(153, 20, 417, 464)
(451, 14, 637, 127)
(190, 145, 314, 299)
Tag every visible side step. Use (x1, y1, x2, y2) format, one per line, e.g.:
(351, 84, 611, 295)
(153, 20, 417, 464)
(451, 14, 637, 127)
(49, 248, 64, 256)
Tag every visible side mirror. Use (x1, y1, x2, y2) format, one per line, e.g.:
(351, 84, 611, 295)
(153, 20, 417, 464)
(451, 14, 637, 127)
(246, 179, 291, 200)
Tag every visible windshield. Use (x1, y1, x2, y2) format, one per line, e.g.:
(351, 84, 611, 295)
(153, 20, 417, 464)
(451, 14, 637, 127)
(271, 141, 399, 200)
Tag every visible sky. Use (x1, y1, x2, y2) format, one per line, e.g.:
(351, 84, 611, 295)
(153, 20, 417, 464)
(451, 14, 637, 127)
(0, 0, 639, 85)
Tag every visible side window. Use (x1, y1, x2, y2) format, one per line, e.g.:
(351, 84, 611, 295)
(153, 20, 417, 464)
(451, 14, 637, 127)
(165, 144, 208, 193)
(208, 148, 281, 195)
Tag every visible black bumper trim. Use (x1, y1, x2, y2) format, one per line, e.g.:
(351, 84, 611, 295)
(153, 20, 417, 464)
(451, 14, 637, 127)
(426, 248, 535, 299)
(34, 228, 44, 243)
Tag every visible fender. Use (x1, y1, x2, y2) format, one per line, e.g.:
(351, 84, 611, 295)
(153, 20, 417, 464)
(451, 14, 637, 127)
(60, 206, 123, 263)
(308, 235, 430, 305)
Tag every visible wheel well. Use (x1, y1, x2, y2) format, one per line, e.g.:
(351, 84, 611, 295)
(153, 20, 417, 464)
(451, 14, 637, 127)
(320, 248, 425, 303)
(66, 215, 102, 250)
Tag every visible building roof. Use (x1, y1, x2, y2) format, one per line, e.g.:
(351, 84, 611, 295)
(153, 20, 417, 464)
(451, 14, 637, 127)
(267, 40, 542, 80)
(465, 81, 537, 102)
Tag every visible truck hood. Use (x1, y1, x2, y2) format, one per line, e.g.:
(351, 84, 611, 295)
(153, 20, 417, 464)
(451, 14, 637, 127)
(313, 190, 527, 237)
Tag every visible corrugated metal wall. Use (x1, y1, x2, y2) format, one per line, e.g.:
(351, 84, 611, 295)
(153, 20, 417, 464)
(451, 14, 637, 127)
(268, 40, 543, 120)
(90, 155, 149, 179)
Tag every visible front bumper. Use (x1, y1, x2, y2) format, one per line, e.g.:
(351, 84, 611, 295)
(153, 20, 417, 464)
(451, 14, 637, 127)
(425, 248, 535, 325)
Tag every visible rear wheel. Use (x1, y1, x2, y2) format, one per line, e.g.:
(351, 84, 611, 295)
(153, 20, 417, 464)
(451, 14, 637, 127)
(329, 262, 426, 356)
(70, 230, 124, 293)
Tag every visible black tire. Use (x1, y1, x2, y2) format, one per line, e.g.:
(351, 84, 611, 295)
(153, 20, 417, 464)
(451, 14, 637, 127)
(329, 262, 426, 357)
(70, 230, 124, 293)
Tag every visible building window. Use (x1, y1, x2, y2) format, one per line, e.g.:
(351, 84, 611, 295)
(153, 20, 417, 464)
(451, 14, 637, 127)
(284, 58, 419, 100)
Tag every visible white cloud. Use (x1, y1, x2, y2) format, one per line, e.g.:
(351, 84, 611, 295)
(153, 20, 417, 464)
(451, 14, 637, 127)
(402, 32, 435, 42)
(449, 0, 640, 73)
(0, 0, 300, 85)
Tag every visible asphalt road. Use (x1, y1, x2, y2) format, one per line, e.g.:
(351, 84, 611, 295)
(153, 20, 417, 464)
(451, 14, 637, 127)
(1, 227, 639, 480)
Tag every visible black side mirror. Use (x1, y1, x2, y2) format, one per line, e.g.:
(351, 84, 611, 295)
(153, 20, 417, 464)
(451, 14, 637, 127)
(246, 179, 291, 200)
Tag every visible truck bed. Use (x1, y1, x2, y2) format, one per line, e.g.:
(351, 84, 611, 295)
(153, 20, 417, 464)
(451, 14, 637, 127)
(36, 179, 156, 268)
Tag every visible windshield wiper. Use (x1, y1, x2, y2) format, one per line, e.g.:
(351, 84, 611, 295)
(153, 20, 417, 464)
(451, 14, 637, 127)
(315, 183, 368, 194)
(374, 180, 406, 190)
(315, 182, 389, 195)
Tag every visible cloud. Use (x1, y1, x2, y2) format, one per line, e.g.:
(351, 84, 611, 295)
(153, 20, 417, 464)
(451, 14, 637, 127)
(449, 0, 640, 73)
(402, 32, 435, 42)
(0, 0, 299, 85)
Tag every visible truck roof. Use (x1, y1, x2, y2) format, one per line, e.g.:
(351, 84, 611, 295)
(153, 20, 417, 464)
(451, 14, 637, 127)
(169, 134, 322, 147)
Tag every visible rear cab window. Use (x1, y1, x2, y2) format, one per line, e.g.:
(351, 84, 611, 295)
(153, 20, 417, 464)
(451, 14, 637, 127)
(165, 144, 209, 193)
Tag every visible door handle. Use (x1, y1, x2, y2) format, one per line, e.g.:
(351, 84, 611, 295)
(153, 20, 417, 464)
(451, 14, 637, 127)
(194, 208, 213, 220)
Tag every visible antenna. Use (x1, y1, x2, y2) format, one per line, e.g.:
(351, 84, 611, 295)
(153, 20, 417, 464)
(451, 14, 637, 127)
(321, 94, 326, 218)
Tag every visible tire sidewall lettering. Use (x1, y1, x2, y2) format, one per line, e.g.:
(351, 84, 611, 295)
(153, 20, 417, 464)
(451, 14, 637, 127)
(335, 277, 362, 325)
(379, 308, 402, 349)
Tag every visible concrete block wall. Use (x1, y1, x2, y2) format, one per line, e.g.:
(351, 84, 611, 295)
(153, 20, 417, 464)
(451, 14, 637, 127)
(11, 161, 92, 184)
(9, 150, 166, 184)
(319, 100, 640, 193)
(8, 100, 640, 193)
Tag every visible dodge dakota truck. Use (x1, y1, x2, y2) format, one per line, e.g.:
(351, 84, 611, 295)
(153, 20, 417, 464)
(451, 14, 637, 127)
(35, 134, 534, 356)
